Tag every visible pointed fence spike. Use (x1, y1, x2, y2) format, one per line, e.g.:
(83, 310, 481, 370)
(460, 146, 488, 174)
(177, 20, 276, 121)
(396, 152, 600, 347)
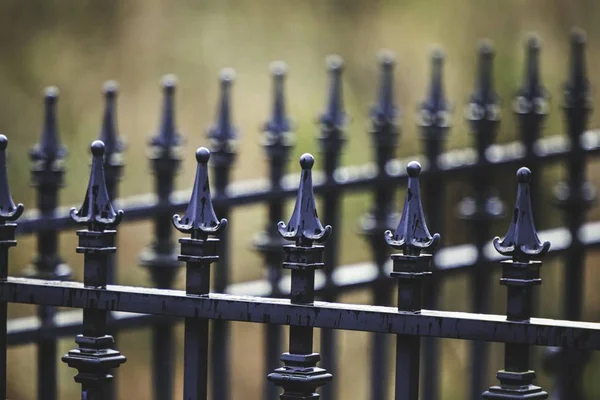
(419, 48, 451, 129)
(493, 167, 551, 262)
(99, 81, 124, 157)
(320, 55, 346, 129)
(152, 74, 182, 148)
(515, 33, 549, 114)
(473, 40, 498, 106)
(31, 86, 66, 161)
(172, 147, 227, 239)
(278, 153, 332, 247)
(371, 49, 398, 125)
(264, 61, 291, 135)
(0, 135, 24, 224)
(384, 161, 440, 255)
(564, 27, 590, 107)
(70, 141, 123, 231)
(208, 68, 238, 152)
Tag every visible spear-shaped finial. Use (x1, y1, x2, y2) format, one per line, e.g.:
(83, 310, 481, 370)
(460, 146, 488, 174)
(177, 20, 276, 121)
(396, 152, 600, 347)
(371, 49, 398, 126)
(30, 86, 66, 162)
(515, 34, 549, 114)
(152, 74, 182, 149)
(320, 55, 347, 130)
(99, 81, 124, 159)
(0, 135, 24, 224)
(207, 69, 238, 153)
(70, 141, 123, 231)
(172, 147, 227, 240)
(564, 27, 590, 106)
(419, 48, 450, 128)
(493, 167, 550, 262)
(385, 161, 440, 255)
(264, 61, 292, 135)
(470, 40, 500, 113)
(278, 154, 332, 247)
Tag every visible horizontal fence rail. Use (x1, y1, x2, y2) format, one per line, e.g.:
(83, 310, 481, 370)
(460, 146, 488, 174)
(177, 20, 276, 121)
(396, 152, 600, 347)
(0, 27, 599, 400)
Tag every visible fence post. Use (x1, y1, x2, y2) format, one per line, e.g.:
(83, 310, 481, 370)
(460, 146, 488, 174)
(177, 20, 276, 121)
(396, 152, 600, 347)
(253, 61, 293, 400)
(458, 41, 504, 400)
(359, 49, 399, 400)
(317, 55, 347, 400)
(140, 74, 183, 400)
(207, 68, 237, 400)
(173, 147, 227, 400)
(25, 86, 70, 400)
(419, 48, 450, 400)
(62, 141, 126, 400)
(547, 28, 596, 400)
(385, 161, 440, 400)
(0, 135, 24, 400)
(97, 81, 125, 400)
(268, 153, 333, 399)
(482, 167, 550, 399)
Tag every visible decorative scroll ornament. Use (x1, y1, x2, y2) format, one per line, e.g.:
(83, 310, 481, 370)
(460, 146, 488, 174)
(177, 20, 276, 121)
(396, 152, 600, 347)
(0, 135, 24, 223)
(70, 141, 123, 231)
(172, 147, 227, 239)
(385, 161, 440, 255)
(278, 154, 332, 246)
(493, 167, 550, 261)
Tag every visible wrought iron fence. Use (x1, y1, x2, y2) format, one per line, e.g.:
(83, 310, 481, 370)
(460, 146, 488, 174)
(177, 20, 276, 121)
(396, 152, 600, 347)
(0, 27, 599, 400)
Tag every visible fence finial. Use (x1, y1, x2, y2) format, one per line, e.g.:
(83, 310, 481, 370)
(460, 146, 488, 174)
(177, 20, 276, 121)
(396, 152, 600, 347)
(278, 154, 332, 247)
(419, 48, 450, 129)
(565, 27, 590, 107)
(30, 87, 66, 162)
(320, 55, 347, 130)
(208, 68, 238, 153)
(70, 140, 123, 231)
(152, 74, 182, 149)
(371, 49, 398, 126)
(0, 135, 23, 224)
(385, 161, 440, 255)
(493, 167, 550, 261)
(265, 61, 292, 136)
(515, 33, 549, 115)
(99, 81, 124, 159)
(468, 40, 500, 120)
(173, 147, 227, 239)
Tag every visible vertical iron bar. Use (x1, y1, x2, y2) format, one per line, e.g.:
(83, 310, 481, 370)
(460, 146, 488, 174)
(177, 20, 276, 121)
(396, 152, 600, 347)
(0, 135, 23, 400)
(62, 141, 126, 400)
(550, 28, 595, 400)
(483, 167, 549, 399)
(267, 154, 333, 399)
(26, 87, 69, 400)
(418, 48, 450, 400)
(208, 69, 237, 400)
(254, 61, 292, 400)
(140, 75, 183, 400)
(458, 41, 504, 400)
(386, 162, 439, 400)
(360, 50, 400, 400)
(173, 147, 227, 400)
(317, 55, 347, 400)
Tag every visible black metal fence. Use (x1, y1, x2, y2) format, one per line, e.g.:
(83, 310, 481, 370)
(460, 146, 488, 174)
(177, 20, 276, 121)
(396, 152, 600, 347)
(0, 28, 599, 400)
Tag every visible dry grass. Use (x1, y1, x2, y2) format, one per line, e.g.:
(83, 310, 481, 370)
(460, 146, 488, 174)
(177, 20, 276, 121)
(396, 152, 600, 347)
(2, 0, 600, 398)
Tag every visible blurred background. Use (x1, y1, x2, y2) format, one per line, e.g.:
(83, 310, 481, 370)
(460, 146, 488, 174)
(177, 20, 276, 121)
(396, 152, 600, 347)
(2, 0, 600, 398)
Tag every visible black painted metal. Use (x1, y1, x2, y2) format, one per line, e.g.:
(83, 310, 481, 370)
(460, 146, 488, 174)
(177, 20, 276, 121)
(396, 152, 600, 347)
(0, 30, 598, 400)
(459, 40, 505, 400)
(483, 167, 550, 399)
(360, 49, 399, 400)
(25, 87, 69, 400)
(207, 68, 237, 400)
(140, 74, 183, 400)
(419, 48, 450, 400)
(268, 153, 333, 399)
(0, 135, 23, 400)
(253, 61, 292, 400)
(61, 141, 126, 400)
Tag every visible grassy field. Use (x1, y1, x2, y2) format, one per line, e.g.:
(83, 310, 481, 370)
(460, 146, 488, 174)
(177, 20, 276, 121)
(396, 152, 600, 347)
(2, 0, 600, 398)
